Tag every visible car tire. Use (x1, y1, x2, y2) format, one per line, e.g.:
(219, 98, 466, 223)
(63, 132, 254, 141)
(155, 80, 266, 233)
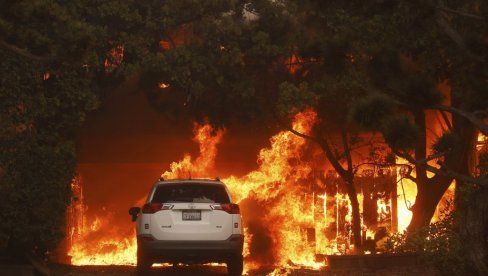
(226, 254, 243, 276)
(136, 245, 152, 274)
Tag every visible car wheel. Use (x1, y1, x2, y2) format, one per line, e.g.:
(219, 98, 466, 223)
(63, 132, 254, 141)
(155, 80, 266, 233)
(136, 246, 152, 274)
(226, 254, 243, 276)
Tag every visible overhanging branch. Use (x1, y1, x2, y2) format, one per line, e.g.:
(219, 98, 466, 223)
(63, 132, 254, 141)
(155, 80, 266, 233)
(278, 118, 352, 181)
(283, 123, 319, 143)
(431, 104, 488, 136)
(395, 149, 488, 187)
(438, 5, 485, 21)
(436, 0, 484, 62)
(1, 40, 53, 62)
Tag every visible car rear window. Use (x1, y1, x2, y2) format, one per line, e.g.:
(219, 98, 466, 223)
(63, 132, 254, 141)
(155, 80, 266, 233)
(152, 183, 231, 203)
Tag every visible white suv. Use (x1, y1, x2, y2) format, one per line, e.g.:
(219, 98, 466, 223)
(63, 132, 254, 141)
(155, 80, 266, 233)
(129, 178, 244, 275)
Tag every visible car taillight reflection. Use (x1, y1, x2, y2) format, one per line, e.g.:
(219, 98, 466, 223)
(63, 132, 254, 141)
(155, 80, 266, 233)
(142, 203, 173, 213)
(210, 203, 240, 214)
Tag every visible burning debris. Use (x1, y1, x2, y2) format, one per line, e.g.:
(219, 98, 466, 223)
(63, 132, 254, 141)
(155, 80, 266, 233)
(66, 109, 432, 271)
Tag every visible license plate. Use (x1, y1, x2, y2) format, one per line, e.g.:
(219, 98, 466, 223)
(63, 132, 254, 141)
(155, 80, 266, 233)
(182, 210, 201, 221)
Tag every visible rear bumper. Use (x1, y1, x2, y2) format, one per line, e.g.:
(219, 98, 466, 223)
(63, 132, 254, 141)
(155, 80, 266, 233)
(138, 234, 244, 263)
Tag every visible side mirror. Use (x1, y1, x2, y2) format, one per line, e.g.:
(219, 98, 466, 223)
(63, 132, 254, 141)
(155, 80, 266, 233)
(128, 207, 141, 222)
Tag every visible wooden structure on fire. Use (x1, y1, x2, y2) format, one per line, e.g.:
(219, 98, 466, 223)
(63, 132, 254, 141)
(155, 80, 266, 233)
(305, 168, 398, 254)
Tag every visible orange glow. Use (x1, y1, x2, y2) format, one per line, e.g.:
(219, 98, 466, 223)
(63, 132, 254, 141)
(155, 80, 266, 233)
(286, 54, 302, 75)
(223, 109, 324, 269)
(159, 24, 194, 50)
(68, 111, 325, 269)
(158, 82, 170, 89)
(104, 45, 124, 72)
(67, 109, 465, 270)
(395, 158, 417, 232)
(67, 176, 137, 265)
(68, 123, 224, 266)
(162, 122, 224, 179)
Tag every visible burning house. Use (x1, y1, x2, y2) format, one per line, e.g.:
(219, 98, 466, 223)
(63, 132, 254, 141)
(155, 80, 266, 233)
(63, 109, 434, 271)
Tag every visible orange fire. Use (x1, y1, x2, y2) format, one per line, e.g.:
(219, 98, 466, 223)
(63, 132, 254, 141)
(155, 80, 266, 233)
(223, 110, 323, 269)
(67, 110, 324, 268)
(162, 122, 224, 179)
(395, 158, 417, 232)
(67, 109, 465, 270)
(67, 176, 137, 265)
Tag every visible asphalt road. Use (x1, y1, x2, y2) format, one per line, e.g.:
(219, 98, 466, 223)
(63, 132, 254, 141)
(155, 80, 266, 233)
(0, 262, 437, 276)
(55, 264, 228, 275)
(49, 264, 437, 276)
(51, 264, 326, 276)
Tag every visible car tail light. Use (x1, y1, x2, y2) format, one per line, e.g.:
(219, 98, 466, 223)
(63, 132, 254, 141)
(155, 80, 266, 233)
(141, 235, 154, 242)
(142, 203, 173, 213)
(211, 203, 240, 214)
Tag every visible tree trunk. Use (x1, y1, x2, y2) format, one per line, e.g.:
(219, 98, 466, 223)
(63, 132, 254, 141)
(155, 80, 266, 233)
(314, 133, 363, 250)
(407, 108, 447, 232)
(454, 115, 485, 274)
(460, 187, 488, 275)
(407, 109, 477, 232)
(407, 175, 452, 232)
(345, 181, 362, 249)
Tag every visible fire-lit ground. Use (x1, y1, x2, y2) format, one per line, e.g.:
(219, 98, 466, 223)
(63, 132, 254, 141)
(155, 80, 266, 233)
(64, 109, 455, 274)
(50, 263, 437, 276)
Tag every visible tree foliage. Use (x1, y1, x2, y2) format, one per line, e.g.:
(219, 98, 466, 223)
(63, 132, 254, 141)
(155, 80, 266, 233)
(0, 1, 98, 255)
(138, 0, 488, 253)
(1, 0, 487, 263)
(0, 0, 146, 256)
(385, 202, 470, 275)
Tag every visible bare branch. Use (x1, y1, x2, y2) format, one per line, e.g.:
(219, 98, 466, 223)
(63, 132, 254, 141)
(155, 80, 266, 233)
(404, 174, 417, 183)
(438, 6, 486, 21)
(0, 41, 52, 62)
(283, 122, 353, 182)
(283, 123, 319, 143)
(439, 110, 453, 130)
(341, 129, 353, 175)
(395, 149, 488, 187)
(394, 149, 448, 168)
(474, 110, 488, 117)
(436, 1, 484, 62)
(316, 133, 351, 183)
(437, 160, 488, 186)
(431, 104, 488, 135)
(400, 163, 417, 182)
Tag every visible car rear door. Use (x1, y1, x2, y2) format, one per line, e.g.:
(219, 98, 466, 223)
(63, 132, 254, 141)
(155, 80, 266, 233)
(149, 182, 234, 241)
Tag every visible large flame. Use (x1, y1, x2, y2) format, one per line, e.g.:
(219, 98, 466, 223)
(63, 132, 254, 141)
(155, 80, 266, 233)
(67, 109, 465, 271)
(162, 122, 224, 179)
(67, 124, 224, 266)
(68, 110, 323, 268)
(68, 176, 137, 265)
(223, 110, 323, 269)
(395, 159, 417, 232)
